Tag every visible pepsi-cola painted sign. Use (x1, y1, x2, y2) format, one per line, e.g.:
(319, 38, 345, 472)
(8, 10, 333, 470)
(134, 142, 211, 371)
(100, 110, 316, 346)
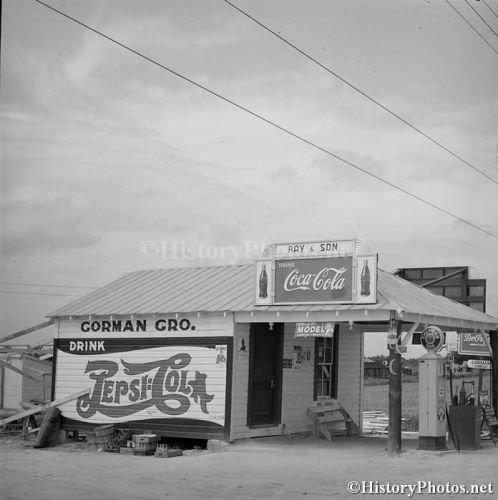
(274, 257, 353, 304)
(54, 344, 227, 425)
(76, 355, 213, 418)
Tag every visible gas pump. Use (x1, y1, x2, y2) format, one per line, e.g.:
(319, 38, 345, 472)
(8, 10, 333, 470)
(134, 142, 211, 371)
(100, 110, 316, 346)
(418, 326, 447, 450)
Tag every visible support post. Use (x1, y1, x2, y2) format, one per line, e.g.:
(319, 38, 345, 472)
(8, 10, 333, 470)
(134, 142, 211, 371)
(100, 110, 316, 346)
(491, 331, 498, 418)
(387, 312, 402, 456)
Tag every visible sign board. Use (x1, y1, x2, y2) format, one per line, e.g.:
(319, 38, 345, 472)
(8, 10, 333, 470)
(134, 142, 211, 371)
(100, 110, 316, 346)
(255, 260, 273, 305)
(458, 332, 491, 357)
(482, 405, 498, 427)
(356, 254, 377, 304)
(54, 341, 228, 427)
(275, 239, 356, 258)
(274, 256, 354, 304)
(295, 322, 335, 338)
(420, 326, 445, 352)
(466, 359, 492, 370)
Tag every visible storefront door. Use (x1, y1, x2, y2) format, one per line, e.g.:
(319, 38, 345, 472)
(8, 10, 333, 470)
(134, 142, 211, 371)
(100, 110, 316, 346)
(247, 323, 283, 427)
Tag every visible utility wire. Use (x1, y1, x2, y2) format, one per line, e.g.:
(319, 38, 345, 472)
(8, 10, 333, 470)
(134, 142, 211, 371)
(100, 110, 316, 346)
(34, 0, 498, 240)
(483, 0, 498, 18)
(464, 0, 498, 39)
(0, 281, 97, 289)
(224, 0, 497, 185)
(0, 290, 83, 297)
(446, 1, 498, 55)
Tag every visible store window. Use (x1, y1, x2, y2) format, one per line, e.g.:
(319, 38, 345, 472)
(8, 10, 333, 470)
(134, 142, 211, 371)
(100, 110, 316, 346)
(314, 335, 337, 400)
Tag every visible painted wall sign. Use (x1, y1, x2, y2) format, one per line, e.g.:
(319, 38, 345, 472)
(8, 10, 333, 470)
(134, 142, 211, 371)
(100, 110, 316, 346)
(275, 239, 356, 258)
(54, 343, 227, 426)
(295, 322, 335, 338)
(254, 260, 273, 305)
(420, 326, 445, 352)
(355, 255, 378, 304)
(274, 256, 353, 304)
(57, 314, 232, 339)
(466, 359, 492, 370)
(458, 332, 491, 357)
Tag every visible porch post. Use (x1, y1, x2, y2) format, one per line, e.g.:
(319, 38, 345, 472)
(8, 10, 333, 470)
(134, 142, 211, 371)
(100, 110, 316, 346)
(387, 311, 402, 456)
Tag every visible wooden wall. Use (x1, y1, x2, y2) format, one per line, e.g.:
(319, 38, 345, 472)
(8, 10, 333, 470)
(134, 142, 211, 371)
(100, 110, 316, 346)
(230, 322, 363, 440)
(0, 356, 23, 409)
(336, 324, 363, 429)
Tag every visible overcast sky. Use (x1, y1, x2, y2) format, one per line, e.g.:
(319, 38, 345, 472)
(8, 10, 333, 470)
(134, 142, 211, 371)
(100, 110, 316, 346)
(1, 0, 497, 355)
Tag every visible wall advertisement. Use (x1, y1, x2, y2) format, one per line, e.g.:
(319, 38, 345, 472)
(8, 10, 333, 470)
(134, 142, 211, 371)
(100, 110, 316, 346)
(54, 341, 228, 427)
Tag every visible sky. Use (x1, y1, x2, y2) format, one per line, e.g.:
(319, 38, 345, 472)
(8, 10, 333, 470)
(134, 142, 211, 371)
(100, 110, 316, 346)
(1, 0, 497, 356)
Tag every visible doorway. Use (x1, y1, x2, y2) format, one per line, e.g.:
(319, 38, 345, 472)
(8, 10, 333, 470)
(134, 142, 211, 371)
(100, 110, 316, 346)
(247, 323, 283, 427)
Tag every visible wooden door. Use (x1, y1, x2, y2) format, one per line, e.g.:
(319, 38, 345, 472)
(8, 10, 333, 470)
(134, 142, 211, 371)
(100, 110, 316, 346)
(247, 323, 283, 427)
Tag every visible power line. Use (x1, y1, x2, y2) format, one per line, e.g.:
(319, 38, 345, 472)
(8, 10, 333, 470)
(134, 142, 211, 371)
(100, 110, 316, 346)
(446, 1, 498, 55)
(464, 0, 498, 39)
(34, 0, 498, 240)
(224, 0, 498, 185)
(483, 0, 498, 18)
(0, 281, 97, 289)
(0, 290, 83, 297)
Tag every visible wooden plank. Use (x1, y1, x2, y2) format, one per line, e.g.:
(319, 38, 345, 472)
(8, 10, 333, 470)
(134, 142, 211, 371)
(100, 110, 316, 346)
(0, 320, 54, 344)
(388, 317, 402, 456)
(0, 388, 89, 426)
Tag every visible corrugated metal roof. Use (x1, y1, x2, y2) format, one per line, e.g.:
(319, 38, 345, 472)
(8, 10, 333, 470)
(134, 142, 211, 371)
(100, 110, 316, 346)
(48, 265, 498, 327)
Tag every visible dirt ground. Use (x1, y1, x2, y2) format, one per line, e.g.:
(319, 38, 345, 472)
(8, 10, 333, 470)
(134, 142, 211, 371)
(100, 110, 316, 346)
(1, 434, 497, 500)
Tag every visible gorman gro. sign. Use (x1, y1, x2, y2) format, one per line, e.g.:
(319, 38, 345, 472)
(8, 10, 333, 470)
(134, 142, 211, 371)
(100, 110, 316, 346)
(274, 256, 353, 304)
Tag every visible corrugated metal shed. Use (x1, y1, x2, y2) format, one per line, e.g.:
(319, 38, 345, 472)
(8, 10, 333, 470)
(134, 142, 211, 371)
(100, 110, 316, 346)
(48, 265, 498, 329)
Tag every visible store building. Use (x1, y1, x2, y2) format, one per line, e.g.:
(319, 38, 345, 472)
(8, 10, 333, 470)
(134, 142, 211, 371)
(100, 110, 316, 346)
(47, 241, 498, 442)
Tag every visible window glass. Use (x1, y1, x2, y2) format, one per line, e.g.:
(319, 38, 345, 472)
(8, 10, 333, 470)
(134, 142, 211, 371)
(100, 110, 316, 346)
(315, 337, 335, 399)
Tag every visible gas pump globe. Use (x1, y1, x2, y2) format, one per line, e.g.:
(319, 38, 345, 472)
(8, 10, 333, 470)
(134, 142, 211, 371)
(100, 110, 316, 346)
(418, 326, 448, 450)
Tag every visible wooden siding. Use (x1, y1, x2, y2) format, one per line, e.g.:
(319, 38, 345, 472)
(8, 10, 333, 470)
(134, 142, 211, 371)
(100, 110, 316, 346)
(0, 357, 23, 409)
(54, 315, 233, 439)
(231, 322, 363, 440)
(336, 324, 363, 427)
(57, 313, 233, 339)
(22, 357, 52, 404)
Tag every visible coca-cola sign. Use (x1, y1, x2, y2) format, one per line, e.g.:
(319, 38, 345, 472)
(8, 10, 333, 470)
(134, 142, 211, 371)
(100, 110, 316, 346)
(274, 257, 353, 304)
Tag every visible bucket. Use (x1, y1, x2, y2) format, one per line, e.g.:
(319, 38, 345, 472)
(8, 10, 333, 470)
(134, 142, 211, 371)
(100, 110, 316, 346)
(94, 425, 114, 444)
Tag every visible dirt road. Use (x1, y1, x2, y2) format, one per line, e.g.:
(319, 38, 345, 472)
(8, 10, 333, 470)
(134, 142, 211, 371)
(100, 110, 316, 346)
(1, 435, 496, 500)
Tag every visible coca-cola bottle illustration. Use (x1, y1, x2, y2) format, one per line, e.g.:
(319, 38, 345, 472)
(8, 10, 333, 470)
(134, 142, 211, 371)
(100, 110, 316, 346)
(361, 260, 371, 296)
(259, 264, 268, 299)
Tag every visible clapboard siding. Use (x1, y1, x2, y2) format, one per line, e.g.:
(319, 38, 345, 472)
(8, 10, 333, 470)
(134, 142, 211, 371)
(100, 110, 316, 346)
(22, 357, 52, 404)
(280, 323, 315, 433)
(54, 328, 232, 439)
(336, 324, 363, 427)
(1, 357, 23, 409)
(57, 313, 232, 338)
